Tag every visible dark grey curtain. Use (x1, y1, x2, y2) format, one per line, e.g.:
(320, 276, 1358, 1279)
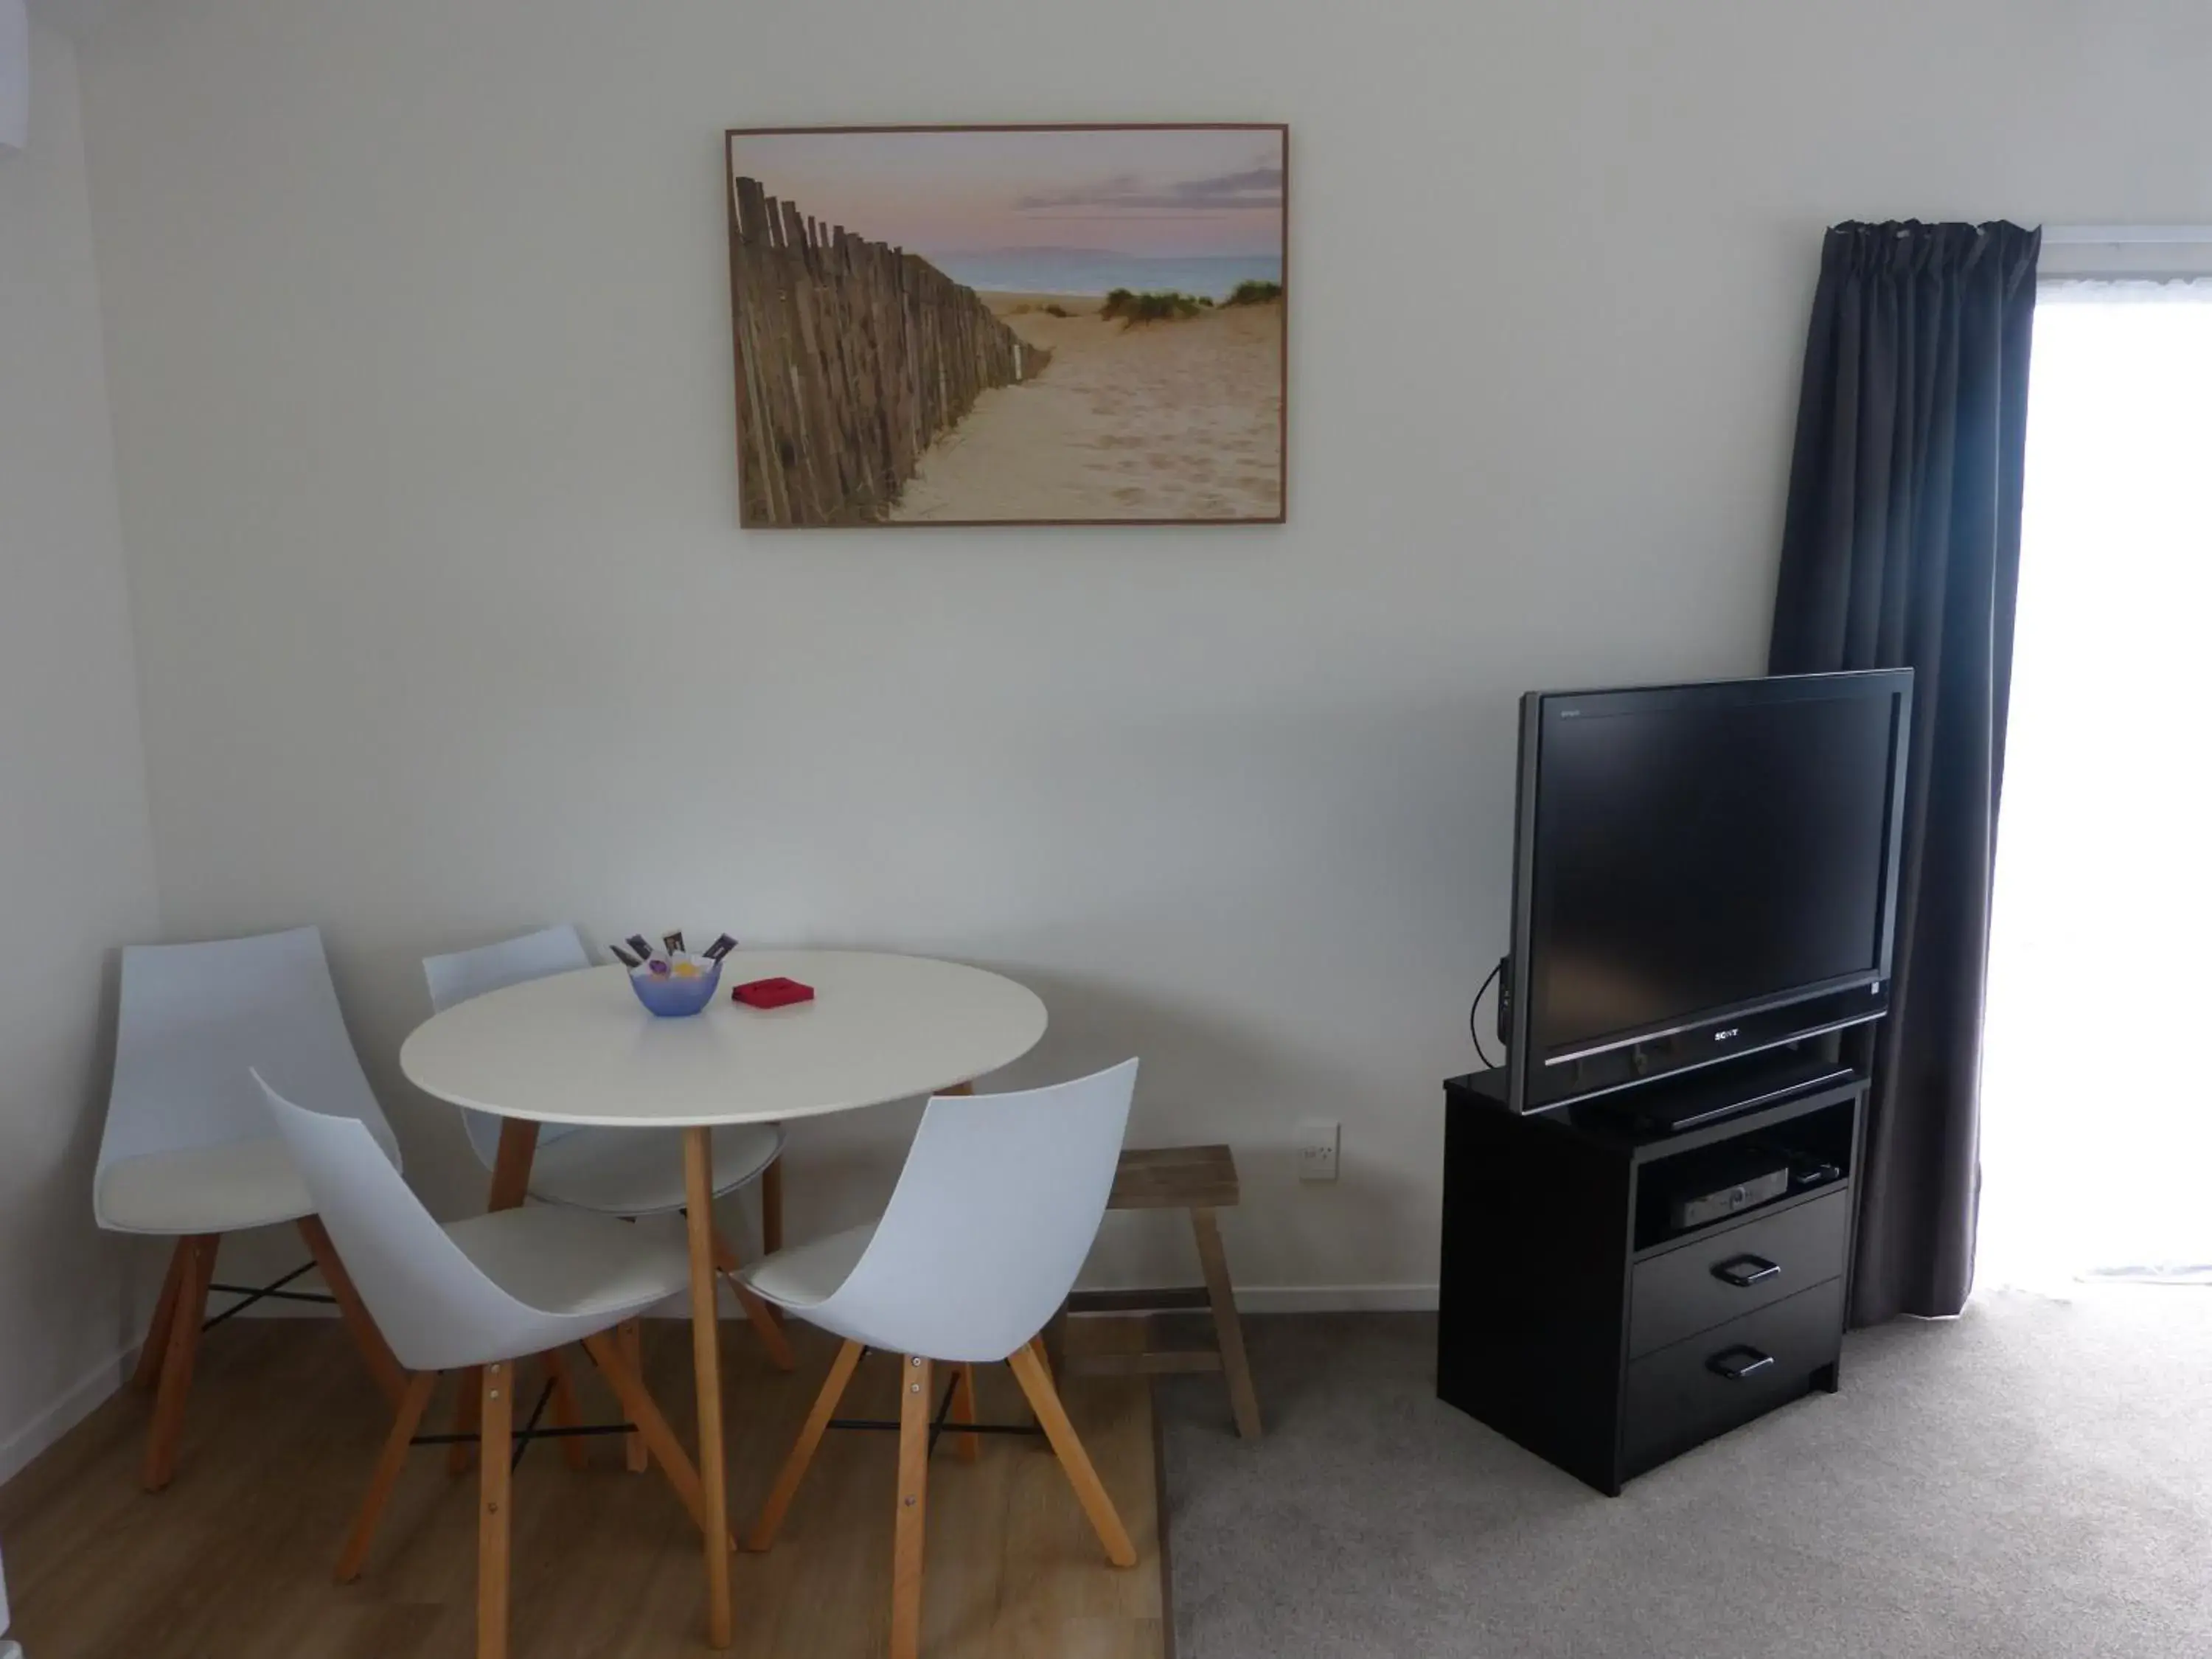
(1769, 220, 2041, 1325)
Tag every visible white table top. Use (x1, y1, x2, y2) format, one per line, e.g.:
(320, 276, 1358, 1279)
(398, 950, 1047, 1128)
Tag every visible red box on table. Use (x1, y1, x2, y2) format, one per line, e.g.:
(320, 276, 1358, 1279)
(733, 976, 815, 1009)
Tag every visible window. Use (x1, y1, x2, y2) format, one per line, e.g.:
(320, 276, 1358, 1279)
(1978, 276, 2212, 1287)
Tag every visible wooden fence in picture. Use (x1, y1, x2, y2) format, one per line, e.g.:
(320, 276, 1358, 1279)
(728, 175, 1035, 526)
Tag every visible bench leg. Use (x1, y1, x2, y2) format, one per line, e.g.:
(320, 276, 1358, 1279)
(1191, 1207, 1262, 1439)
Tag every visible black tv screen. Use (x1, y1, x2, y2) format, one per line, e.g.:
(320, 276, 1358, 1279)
(1505, 670, 1911, 1112)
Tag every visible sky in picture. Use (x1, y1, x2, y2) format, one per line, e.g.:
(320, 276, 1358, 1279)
(728, 127, 1284, 298)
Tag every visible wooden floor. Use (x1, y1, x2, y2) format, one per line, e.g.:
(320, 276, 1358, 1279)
(0, 1320, 1166, 1659)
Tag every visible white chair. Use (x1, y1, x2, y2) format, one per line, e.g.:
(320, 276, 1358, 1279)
(741, 1060, 1143, 1659)
(423, 926, 794, 1389)
(95, 925, 408, 1491)
(254, 1073, 717, 1659)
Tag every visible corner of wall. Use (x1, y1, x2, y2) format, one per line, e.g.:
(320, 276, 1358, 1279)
(0, 8, 164, 1491)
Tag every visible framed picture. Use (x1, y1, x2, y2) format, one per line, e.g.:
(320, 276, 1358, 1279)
(726, 123, 1287, 528)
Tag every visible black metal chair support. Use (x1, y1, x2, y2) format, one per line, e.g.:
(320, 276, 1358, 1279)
(202, 1261, 334, 1332)
(827, 1372, 1046, 1449)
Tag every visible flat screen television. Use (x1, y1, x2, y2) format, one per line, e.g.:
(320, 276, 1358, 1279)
(1500, 669, 1913, 1113)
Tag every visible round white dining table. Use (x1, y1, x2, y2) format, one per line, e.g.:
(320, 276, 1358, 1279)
(398, 949, 1047, 1649)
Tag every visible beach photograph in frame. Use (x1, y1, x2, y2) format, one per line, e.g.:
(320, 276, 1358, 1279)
(726, 123, 1287, 527)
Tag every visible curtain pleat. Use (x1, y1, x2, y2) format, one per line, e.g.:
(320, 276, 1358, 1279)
(1770, 220, 2041, 1325)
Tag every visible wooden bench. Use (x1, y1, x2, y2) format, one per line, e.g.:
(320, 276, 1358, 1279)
(1060, 1144, 1262, 1439)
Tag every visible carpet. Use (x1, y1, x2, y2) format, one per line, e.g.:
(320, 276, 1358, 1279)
(1155, 1289, 2212, 1658)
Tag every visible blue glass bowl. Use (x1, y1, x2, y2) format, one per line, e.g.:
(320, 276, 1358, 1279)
(628, 960, 722, 1018)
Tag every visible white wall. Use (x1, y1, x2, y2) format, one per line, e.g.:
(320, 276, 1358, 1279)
(0, 13, 160, 1480)
(69, 0, 2212, 1303)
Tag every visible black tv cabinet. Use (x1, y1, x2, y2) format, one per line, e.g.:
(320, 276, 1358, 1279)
(1438, 1052, 1867, 1495)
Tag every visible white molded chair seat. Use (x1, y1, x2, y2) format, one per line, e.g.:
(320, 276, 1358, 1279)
(740, 1221, 874, 1311)
(739, 1060, 1143, 1659)
(443, 1206, 689, 1326)
(521, 1119, 783, 1217)
(95, 1137, 315, 1235)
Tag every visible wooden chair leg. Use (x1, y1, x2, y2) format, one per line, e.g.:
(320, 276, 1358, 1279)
(132, 1239, 189, 1392)
(448, 1369, 482, 1475)
(142, 1233, 218, 1492)
(758, 1160, 786, 1327)
(580, 1330, 726, 1546)
(1023, 1335, 1055, 1441)
(479, 1360, 515, 1659)
(539, 1349, 591, 1471)
(1040, 1301, 1069, 1391)
(711, 1226, 796, 1371)
(336, 1371, 438, 1582)
(759, 1158, 785, 1256)
(452, 1120, 540, 1481)
(891, 1354, 933, 1659)
(616, 1319, 648, 1472)
(747, 1338, 862, 1551)
(297, 1215, 407, 1407)
(950, 1363, 980, 1462)
(1191, 1206, 1262, 1439)
(1006, 1342, 1136, 1568)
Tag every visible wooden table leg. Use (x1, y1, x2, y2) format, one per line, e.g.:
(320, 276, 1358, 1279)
(486, 1119, 543, 1211)
(684, 1125, 734, 1649)
(453, 1120, 543, 1473)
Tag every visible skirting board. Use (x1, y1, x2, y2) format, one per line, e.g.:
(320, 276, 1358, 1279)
(235, 1282, 1447, 1321)
(636, 1283, 1443, 1319)
(1227, 1284, 1439, 1314)
(0, 1348, 133, 1490)
(654, 1281, 1441, 1318)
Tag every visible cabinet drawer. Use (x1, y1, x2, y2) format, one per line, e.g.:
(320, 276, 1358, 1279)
(1629, 1188, 1849, 1357)
(1621, 1276, 1842, 1478)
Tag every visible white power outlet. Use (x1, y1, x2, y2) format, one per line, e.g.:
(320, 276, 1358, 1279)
(1297, 1119, 1340, 1182)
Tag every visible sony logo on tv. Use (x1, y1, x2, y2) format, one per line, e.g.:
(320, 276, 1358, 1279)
(1714, 1028, 1741, 1042)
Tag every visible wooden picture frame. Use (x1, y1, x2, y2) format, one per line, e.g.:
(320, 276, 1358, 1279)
(726, 123, 1288, 529)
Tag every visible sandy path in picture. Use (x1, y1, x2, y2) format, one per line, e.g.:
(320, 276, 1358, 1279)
(888, 295, 1283, 522)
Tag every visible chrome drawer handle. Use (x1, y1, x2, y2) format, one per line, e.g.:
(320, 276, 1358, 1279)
(1712, 1253, 1781, 1288)
(1706, 1345, 1776, 1381)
